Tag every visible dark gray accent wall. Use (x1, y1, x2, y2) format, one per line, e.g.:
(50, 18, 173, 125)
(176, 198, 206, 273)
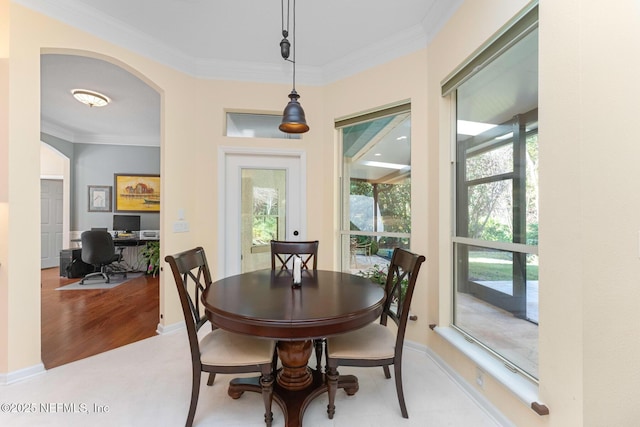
(74, 143, 160, 231)
(42, 135, 160, 231)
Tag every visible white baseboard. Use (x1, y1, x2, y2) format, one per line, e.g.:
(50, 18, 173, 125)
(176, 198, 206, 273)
(156, 321, 185, 335)
(405, 340, 515, 427)
(0, 362, 45, 385)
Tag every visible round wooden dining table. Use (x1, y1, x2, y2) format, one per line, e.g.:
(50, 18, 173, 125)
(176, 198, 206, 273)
(202, 268, 385, 427)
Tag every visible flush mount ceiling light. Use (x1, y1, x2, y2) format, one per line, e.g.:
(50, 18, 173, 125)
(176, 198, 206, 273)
(71, 89, 110, 108)
(278, 0, 309, 134)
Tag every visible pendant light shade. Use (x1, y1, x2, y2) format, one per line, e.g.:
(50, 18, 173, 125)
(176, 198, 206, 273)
(279, 89, 309, 133)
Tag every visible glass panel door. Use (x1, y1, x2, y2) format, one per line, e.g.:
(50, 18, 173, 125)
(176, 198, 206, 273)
(240, 169, 286, 273)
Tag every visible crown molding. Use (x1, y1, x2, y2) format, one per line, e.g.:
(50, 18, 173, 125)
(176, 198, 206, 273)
(16, 0, 462, 86)
(193, 58, 325, 86)
(41, 119, 160, 146)
(40, 120, 76, 142)
(322, 24, 429, 84)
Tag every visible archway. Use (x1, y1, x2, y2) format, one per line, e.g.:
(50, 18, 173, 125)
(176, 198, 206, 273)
(39, 51, 162, 368)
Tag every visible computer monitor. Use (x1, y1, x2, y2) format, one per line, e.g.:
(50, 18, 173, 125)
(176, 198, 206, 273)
(112, 215, 141, 233)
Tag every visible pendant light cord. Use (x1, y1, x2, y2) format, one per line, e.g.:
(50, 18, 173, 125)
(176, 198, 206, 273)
(281, 0, 289, 36)
(280, 0, 299, 93)
(292, 0, 296, 91)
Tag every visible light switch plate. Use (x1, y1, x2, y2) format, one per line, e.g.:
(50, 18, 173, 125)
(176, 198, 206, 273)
(173, 221, 189, 233)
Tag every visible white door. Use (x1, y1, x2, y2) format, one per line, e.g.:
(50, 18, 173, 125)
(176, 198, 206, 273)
(41, 179, 64, 269)
(221, 151, 306, 276)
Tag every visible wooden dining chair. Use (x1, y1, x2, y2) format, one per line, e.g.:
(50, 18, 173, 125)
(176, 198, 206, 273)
(325, 247, 426, 420)
(165, 247, 276, 427)
(270, 240, 319, 270)
(269, 240, 324, 370)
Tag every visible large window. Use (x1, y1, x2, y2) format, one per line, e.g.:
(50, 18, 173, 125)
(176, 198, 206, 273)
(337, 105, 412, 274)
(448, 7, 539, 380)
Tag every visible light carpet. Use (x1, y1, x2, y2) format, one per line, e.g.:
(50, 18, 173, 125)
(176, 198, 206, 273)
(56, 272, 144, 290)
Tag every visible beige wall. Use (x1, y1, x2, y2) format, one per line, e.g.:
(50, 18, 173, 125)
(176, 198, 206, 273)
(541, 1, 640, 425)
(4, 0, 640, 425)
(191, 80, 327, 276)
(0, 0, 9, 374)
(40, 143, 66, 177)
(40, 143, 71, 247)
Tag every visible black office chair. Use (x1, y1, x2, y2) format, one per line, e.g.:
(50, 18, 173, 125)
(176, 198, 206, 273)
(79, 230, 126, 284)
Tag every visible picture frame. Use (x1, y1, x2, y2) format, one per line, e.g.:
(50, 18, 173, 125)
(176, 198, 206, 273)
(88, 185, 112, 212)
(114, 173, 160, 213)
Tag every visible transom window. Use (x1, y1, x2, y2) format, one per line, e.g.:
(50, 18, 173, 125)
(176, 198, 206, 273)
(226, 112, 301, 139)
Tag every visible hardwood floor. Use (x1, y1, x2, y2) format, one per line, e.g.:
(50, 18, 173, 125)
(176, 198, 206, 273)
(40, 267, 159, 369)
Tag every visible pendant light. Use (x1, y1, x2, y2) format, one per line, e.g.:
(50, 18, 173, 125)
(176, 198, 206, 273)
(279, 0, 309, 134)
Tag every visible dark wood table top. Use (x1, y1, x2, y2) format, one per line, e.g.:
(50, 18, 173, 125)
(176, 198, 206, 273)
(202, 269, 385, 340)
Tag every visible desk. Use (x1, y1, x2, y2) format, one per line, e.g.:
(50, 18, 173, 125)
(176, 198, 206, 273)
(69, 237, 159, 272)
(202, 269, 384, 427)
(69, 237, 158, 246)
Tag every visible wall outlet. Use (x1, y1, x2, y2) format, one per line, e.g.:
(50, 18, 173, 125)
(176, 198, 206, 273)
(475, 368, 484, 389)
(173, 220, 189, 233)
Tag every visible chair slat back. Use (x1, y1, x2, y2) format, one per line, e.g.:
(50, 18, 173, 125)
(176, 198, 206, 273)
(381, 248, 426, 346)
(270, 240, 319, 270)
(165, 247, 213, 355)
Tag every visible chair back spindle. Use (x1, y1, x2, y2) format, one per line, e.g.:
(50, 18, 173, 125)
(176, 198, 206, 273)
(270, 240, 319, 270)
(165, 247, 212, 349)
(381, 248, 425, 350)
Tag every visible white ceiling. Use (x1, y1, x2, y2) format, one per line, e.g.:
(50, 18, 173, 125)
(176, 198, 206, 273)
(41, 54, 161, 146)
(25, 0, 464, 146)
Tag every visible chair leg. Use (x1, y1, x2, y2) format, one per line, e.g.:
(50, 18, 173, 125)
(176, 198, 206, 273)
(383, 365, 391, 379)
(206, 372, 216, 386)
(271, 346, 279, 374)
(314, 339, 324, 372)
(208, 322, 219, 384)
(393, 363, 408, 418)
(326, 364, 339, 419)
(186, 367, 201, 427)
(259, 365, 274, 427)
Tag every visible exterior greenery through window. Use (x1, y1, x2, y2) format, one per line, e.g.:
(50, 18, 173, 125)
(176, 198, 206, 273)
(338, 106, 411, 274)
(451, 14, 539, 380)
(252, 187, 279, 245)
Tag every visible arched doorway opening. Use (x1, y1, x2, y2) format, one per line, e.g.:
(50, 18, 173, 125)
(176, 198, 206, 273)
(39, 51, 162, 368)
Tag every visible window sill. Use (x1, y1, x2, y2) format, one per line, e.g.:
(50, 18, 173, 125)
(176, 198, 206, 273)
(434, 326, 548, 416)
(250, 244, 270, 254)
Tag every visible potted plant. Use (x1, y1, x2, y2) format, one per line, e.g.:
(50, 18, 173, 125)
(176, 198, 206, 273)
(357, 263, 409, 302)
(139, 241, 160, 277)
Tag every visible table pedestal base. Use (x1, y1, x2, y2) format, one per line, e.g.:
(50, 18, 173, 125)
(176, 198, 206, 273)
(228, 340, 359, 427)
(228, 370, 358, 427)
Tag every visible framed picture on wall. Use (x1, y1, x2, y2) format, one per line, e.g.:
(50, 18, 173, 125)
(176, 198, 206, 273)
(88, 185, 112, 212)
(114, 174, 160, 213)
